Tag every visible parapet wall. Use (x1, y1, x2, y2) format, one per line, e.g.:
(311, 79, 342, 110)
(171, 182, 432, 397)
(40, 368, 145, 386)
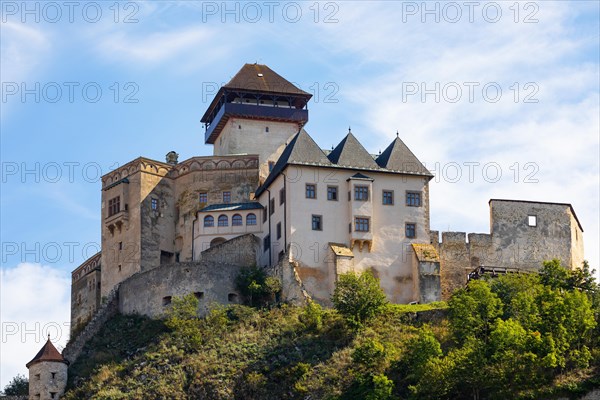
(119, 261, 245, 317)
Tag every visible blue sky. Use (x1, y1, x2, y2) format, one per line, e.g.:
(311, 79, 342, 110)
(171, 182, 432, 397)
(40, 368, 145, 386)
(1, 1, 599, 388)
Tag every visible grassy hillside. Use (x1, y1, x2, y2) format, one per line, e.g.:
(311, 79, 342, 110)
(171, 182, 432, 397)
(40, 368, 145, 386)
(63, 262, 600, 400)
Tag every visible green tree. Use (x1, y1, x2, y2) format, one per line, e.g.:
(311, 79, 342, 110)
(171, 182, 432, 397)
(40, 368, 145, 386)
(235, 266, 281, 307)
(332, 270, 388, 328)
(448, 280, 503, 344)
(2, 374, 28, 395)
(164, 294, 202, 349)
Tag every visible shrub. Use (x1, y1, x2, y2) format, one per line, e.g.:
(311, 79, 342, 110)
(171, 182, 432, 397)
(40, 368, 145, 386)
(332, 270, 388, 328)
(299, 300, 323, 332)
(235, 266, 281, 307)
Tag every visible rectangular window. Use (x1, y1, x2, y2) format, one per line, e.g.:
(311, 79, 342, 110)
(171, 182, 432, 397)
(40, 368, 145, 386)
(354, 185, 369, 201)
(223, 191, 231, 203)
(405, 223, 416, 238)
(305, 184, 316, 199)
(354, 217, 370, 232)
(327, 186, 338, 201)
(264, 235, 270, 251)
(263, 208, 267, 223)
(108, 196, 120, 216)
(406, 192, 422, 207)
(382, 190, 394, 205)
(279, 187, 285, 205)
(270, 198, 275, 215)
(268, 161, 275, 172)
(312, 215, 322, 231)
(528, 215, 537, 227)
(151, 198, 159, 210)
(199, 192, 207, 203)
(277, 222, 282, 239)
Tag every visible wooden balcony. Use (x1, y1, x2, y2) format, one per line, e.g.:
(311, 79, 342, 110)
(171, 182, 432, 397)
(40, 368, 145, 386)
(204, 103, 309, 144)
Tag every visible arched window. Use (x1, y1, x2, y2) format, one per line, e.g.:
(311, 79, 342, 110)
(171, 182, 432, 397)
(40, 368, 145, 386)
(204, 215, 214, 227)
(232, 214, 243, 226)
(218, 215, 228, 227)
(246, 213, 257, 226)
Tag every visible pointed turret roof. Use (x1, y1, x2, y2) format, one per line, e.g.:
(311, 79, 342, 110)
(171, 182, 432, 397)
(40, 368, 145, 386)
(256, 130, 331, 196)
(224, 63, 310, 96)
(26, 336, 68, 368)
(376, 136, 432, 176)
(328, 131, 380, 169)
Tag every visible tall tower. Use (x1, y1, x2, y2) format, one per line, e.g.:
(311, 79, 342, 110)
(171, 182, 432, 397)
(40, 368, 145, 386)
(201, 63, 312, 181)
(26, 336, 69, 399)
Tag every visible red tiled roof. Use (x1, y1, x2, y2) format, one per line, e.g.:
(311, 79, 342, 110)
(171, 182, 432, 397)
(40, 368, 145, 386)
(26, 337, 68, 368)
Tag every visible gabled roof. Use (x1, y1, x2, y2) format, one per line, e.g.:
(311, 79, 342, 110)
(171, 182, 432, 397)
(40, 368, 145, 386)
(256, 130, 332, 196)
(376, 136, 432, 176)
(328, 132, 380, 169)
(26, 337, 68, 368)
(224, 63, 310, 96)
(347, 173, 374, 181)
(199, 202, 263, 212)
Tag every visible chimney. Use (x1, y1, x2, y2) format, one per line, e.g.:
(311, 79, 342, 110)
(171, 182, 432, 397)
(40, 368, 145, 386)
(166, 151, 179, 165)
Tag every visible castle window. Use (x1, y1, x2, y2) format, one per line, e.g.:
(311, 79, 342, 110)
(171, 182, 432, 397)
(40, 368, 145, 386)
(232, 214, 243, 226)
(194, 292, 204, 300)
(218, 215, 228, 227)
(118, 264, 122, 272)
(264, 235, 270, 251)
(247, 213, 257, 226)
(199, 192, 208, 203)
(268, 161, 275, 172)
(162, 296, 172, 306)
(270, 198, 275, 215)
(279, 187, 285, 205)
(151, 198, 159, 210)
(204, 215, 214, 227)
(119, 241, 123, 250)
(354, 185, 369, 201)
(35, 374, 40, 381)
(406, 223, 416, 238)
(108, 196, 120, 216)
(406, 192, 421, 207)
(223, 191, 231, 203)
(51, 372, 56, 379)
(354, 217, 370, 232)
(528, 215, 537, 227)
(50, 394, 56, 399)
(383, 190, 394, 205)
(305, 184, 316, 199)
(277, 222, 282, 239)
(312, 215, 322, 231)
(327, 186, 338, 201)
(265, 126, 269, 132)
(228, 293, 239, 303)
(263, 208, 267, 223)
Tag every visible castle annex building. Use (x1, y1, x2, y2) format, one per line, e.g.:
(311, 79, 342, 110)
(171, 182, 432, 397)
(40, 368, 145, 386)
(27, 63, 585, 399)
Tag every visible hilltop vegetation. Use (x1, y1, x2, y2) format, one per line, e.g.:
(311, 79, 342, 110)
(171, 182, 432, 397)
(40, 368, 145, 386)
(64, 261, 600, 399)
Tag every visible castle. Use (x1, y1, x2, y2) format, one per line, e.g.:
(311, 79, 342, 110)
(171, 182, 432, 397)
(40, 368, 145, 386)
(26, 64, 585, 400)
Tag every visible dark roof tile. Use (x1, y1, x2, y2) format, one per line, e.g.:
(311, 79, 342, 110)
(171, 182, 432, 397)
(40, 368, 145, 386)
(376, 136, 432, 176)
(26, 337, 68, 368)
(328, 132, 380, 169)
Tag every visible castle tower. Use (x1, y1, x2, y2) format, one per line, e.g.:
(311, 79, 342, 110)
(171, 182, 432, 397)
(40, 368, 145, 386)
(201, 63, 312, 181)
(26, 336, 69, 399)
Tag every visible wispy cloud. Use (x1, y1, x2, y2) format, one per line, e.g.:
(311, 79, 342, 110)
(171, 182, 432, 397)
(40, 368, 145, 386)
(0, 263, 70, 388)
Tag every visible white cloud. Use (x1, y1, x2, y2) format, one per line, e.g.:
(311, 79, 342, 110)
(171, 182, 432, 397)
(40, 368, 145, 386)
(312, 2, 600, 271)
(95, 26, 215, 64)
(0, 263, 70, 389)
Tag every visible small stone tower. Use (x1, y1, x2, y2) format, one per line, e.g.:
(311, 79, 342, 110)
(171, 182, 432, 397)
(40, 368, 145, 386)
(26, 336, 69, 399)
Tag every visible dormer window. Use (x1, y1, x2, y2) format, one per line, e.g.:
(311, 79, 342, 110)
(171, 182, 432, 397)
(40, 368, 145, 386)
(528, 215, 537, 227)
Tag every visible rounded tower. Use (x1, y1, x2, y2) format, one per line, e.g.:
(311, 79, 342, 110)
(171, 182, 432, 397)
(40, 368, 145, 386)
(26, 336, 69, 399)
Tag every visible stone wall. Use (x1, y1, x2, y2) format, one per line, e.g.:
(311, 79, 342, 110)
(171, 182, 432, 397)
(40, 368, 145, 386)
(118, 261, 245, 317)
(63, 286, 119, 365)
(200, 233, 259, 266)
(70, 253, 101, 336)
(28, 362, 68, 400)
